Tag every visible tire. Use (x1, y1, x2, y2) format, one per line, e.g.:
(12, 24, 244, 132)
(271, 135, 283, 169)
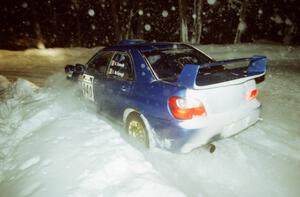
(126, 113, 149, 148)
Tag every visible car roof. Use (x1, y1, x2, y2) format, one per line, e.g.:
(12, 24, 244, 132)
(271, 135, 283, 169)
(103, 40, 189, 52)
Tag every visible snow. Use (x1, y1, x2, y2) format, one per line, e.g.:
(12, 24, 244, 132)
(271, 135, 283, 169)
(144, 24, 151, 31)
(162, 10, 169, 17)
(0, 75, 10, 92)
(37, 41, 46, 49)
(20, 182, 41, 197)
(0, 44, 300, 197)
(138, 9, 143, 16)
(285, 18, 293, 25)
(0, 75, 185, 197)
(237, 20, 247, 32)
(87, 9, 95, 17)
(19, 156, 41, 170)
(207, 0, 217, 5)
(271, 14, 283, 24)
(21, 2, 28, 9)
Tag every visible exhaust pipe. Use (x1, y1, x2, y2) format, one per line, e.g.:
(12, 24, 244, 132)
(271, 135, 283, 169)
(203, 143, 216, 153)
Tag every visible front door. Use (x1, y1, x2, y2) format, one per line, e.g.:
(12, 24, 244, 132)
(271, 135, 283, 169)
(84, 51, 114, 108)
(104, 52, 135, 119)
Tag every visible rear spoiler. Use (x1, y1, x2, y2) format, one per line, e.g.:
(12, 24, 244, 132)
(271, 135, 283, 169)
(177, 55, 267, 89)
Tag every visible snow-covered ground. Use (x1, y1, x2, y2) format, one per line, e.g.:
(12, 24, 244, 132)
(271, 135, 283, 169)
(0, 44, 299, 197)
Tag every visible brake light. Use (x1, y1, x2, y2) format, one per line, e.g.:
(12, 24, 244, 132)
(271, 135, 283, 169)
(168, 96, 206, 120)
(246, 89, 258, 100)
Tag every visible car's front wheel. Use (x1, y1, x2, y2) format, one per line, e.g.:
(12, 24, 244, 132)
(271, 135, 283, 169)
(126, 113, 149, 147)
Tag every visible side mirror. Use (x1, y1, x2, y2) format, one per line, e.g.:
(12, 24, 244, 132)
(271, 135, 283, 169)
(65, 64, 75, 73)
(64, 64, 85, 81)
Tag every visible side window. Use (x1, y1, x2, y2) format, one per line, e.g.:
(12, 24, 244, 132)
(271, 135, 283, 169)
(88, 51, 114, 74)
(107, 53, 134, 80)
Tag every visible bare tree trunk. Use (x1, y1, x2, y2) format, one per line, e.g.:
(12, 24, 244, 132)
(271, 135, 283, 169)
(111, 0, 121, 43)
(178, 0, 189, 42)
(135, 2, 144, 39)
(72, 0, 81, 46)
(283, 22, 296, 44)
(34, 23, 45, 49)
(125, 9, 134, 39)
(192, 0, 203, 43)
(234, 0, 248, 44)
(32, 1, 45, 49)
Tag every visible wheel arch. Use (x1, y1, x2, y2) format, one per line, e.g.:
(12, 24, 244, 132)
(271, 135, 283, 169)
(123, 108, 140, 124)
(123, 108, 156, 148)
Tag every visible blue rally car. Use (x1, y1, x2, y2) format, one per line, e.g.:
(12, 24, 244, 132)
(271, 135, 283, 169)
(65, 40, 267, 153)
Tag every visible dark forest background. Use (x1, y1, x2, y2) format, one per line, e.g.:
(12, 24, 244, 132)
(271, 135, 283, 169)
(0, 0, 299, 50)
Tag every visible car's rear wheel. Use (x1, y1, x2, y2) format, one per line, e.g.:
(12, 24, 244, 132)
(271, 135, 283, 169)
(126, 113, 149, 147)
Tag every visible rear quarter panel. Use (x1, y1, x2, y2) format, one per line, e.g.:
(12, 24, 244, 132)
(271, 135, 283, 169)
(129, 80, 184, 121)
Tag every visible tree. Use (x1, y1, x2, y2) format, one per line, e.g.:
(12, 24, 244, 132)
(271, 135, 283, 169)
(135, 1, 145, 39)
(191, 0, 203, 43)
(71, 0, 84, 46)
(124, 8, 134, 39)
(111, 0, 135, 41)
(283, 18, 296, 44)
(233, 0, 248, 44)
(31, 0, 46, 49)
(111, 0, 121, 43)
(178, 0, 189, 42)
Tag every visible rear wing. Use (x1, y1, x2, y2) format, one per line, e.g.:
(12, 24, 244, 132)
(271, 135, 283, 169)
(177, 55, 267, 89)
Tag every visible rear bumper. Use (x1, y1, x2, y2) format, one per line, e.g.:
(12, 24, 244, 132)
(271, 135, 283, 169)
(179, 107, 259, 153)
(146, 101, 261, 153)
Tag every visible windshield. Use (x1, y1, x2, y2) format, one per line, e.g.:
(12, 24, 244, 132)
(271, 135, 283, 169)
(142, 47, 213, 81)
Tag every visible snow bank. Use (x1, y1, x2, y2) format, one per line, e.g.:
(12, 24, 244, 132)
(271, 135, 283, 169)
(0, 76, 10, 92)
(0, 47, 100, 86)
(197, 44, 300, 62)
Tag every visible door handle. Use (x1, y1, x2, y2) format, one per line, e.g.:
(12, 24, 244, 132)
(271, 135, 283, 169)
(121, 86, 127, 91)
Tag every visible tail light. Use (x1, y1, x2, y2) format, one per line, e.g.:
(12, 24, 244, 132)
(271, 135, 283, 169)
(168, 96, 206, 120)
(246, 89, 258, 100)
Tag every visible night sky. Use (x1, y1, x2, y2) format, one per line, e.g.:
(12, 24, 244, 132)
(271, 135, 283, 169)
(0, 0, 299, 50)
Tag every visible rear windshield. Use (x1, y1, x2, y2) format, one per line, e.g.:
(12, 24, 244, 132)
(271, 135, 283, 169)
(142, 46, 213, 81)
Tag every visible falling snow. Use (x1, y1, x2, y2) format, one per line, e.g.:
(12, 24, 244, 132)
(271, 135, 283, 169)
(21, 2, 28, 9)
(162, 10, 169, 17)
(144, 24, 151, 31)
(238, 20, 247, 32)
(285, 18, 292, 25)
(271, 14, 283, 24)
(138, 9, 144, 16)
(207, 0, 216, 5)
(88, 9, 95, 17)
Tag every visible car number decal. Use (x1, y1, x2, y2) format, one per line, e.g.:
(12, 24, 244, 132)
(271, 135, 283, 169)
(81, 74, 94, 101)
